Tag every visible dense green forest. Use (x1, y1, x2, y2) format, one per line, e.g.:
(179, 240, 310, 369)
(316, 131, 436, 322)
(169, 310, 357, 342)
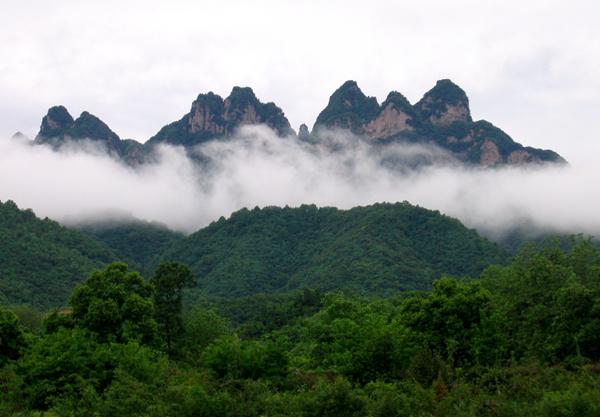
(1, 238, 599, 416)
(77, 220, 184, 275)
(0, 200, 507, 308)
(0, 201, 118, 308)
(158, 203, 508, 297)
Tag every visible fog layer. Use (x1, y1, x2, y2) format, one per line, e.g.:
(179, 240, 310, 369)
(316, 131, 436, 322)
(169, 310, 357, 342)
(0, 126, 596, 239)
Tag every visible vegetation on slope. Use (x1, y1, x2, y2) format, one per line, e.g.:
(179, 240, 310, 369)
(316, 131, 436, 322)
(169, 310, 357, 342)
(1, 238, 599, 416)
(159, 203, 508, 297)
(0, 201, 117, 308)
(77, 220, 184, 274)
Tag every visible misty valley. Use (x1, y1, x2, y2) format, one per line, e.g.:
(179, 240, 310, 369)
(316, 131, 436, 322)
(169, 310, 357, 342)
(1, 80, 600, 416)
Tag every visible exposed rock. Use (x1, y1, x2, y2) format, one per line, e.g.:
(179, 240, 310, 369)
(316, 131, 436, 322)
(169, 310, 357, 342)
(479, 140, 501, 166)
(37, 105, 75, 141)
(363, 103, 414, 139)
(147, 87, 294, 146)
(508, 149, 534, 164)
(187, 92, 226, 135)
(28, 80, 565, 169)
(415, 79, 472, 126)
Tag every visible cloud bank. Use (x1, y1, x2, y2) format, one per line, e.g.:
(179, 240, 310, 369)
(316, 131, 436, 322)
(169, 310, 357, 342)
(0, 126, 597, 241)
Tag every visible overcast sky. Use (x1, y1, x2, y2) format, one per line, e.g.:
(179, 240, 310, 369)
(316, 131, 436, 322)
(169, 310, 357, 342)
(2, 0, 599, 163)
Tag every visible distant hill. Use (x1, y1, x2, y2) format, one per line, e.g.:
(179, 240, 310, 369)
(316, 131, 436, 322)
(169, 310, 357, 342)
(157, 203, 508, 298)
(0, 200, 118, 308)
(76, 219, 184, 275)
(28, 79, 564, 168)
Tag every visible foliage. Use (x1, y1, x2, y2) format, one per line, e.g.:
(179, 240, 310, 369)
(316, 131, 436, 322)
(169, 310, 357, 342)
(481, 237, 600, 363)
(159, 203, 507, 298)
(78, 220, 183, 274)
(151, 262, 195, 355)
(2, 235, 600, 416)
(0, 200, 118, 308)
(70, 262, 157, 344)
(401, 278, 505, 367)
(0, 307, 27, 366)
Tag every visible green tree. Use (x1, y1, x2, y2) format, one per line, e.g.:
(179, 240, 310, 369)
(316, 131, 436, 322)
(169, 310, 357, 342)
(180, 306, 231, 364)
(0, 308, 27, 366)
(70, 262, 157, 344)
(17, 328, 109, 410)
(150, 262, 195, 355)
(401, 278, 502, 366)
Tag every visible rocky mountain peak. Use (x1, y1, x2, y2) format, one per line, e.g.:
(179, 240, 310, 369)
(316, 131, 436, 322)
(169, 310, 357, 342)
(298, 123, 310, 141)
(415, 79, 472, 126)
(148, 87, 293, 146)
(11, 131, 30, 142)
(69, 111, 121, 147)
(187, 92, 226, 135)
(37, 105, 75, 139)
(313, 80, 379, 132)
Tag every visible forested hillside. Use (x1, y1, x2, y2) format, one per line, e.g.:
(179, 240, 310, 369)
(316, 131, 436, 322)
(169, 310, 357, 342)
(159, 203, 508, 297)
(77, 220, 184, 275)
(1, 239, 598, 416)
(0, 201, 117, 308)
(0, 200, 507, 309)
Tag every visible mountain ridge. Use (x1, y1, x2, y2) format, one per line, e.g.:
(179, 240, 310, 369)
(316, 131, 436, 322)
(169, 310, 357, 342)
(156, 202, 508, 298)
(28, 79, 565, 167)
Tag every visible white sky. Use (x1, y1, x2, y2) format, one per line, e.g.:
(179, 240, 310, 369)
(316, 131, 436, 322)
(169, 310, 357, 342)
(2, 0, 600, 163)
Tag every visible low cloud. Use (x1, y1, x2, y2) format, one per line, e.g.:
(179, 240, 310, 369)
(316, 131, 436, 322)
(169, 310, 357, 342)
(0, 126, 598, 241)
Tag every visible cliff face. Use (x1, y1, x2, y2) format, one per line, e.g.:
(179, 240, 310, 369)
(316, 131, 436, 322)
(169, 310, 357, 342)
(147, 87, 294, 147)
(313, 79, 564, 166)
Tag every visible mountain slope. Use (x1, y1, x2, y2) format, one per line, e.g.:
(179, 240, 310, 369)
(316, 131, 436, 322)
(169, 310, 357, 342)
(0, 200, 118, 308)
(76, 219, 184, 275)
(158, 203, 508, 297)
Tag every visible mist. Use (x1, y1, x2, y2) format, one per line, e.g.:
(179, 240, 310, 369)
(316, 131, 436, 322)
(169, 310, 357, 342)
(0, 126, 598, 240)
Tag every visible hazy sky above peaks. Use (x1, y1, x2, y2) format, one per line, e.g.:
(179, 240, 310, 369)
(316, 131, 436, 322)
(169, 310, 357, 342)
(1, 0, 600, 163)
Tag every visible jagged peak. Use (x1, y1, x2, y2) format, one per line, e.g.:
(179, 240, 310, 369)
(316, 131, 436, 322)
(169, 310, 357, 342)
(298, 123, 310, 141)
(329, 80, 369, 101)
(192, 91, 224, 105)
(337, 79, 360, 91)
(46, 105, 74, 124)
(37, 105, 75, 140)
(11, 131, 30, 141)
(314, 80, 379, 130)
(72, 111, 113, 131)
(197, 91, 222, 100)
(419, 79, 469, 106)
(382, 91, 413, 113)
(226, 86, 260, 106)
(416, 78, 472, 125)
(67, 111, 121, 144)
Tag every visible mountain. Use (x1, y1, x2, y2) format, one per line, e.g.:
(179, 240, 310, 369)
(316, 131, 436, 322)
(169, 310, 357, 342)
(30, 79, 564, 167)
(34, 106, 147, 164)
(146, 87, 295, 147)
(0, 200, 118, 308)
(157, 203, 508, 298)
(313, 79, 564, 166)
